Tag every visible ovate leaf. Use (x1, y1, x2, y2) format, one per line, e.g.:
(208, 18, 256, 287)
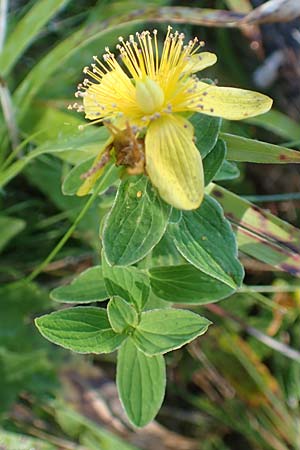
(191, 112, 222, 158)
(203, 139, 227, 185)
(149, 264, 234, 304)
(117, 339, 166, 427)
(51, 267, 107, 304)
(102, 254, 150, 311)
(215, 160, 240, 181)
(103, 175, 171, 265)
(35, 307, 125, 353)
(108, 297, 138, 333)
(132, 309, 211, 355)
(168, 195, 244, 288)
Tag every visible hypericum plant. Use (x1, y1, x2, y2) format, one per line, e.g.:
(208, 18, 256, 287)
(35, 28, 273, 427)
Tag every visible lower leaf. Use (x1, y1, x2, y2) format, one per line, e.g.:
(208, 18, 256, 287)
(117, 339, 166, 427)
(35, 307, 125, 354)
(132, 308, 212, 355)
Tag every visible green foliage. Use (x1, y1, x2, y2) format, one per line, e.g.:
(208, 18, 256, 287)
(0, 281, 56, 414)
(51, 266, 107, 303)
(0, 429, 54, 450)
(203, 139, 227, 185)
(190, 112, 222, 158)
(117, 339, 166, 427)
(0, 216, 25, 252)
(168, 195, 244, 289)
(2, 0, 300, 443)
(222, 132, 300, 163)
(103, 175, 171, 265)
(35, 307, 126, 353)
(108, 296, 139, 333)
(132, 309, 211, 355)
(149, 264, 234, 304)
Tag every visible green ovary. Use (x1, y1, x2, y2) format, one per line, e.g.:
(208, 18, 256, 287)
(135, 76, 165, 114)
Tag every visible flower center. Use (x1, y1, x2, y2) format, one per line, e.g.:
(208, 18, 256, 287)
(135, 76, 165, 114)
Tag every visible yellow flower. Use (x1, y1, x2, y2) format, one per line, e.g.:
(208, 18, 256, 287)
(74, 27, 272, 210)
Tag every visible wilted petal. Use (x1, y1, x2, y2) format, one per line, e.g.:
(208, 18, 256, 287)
(145, 115, 204, 210)
(194, 82, 273, 120)
(77, 136, 113, 196)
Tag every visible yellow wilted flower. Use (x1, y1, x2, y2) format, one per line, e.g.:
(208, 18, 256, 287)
(72, 27, 272, 210)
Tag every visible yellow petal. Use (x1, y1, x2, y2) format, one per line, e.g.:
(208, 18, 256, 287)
(184, 52, 217, 74)
(83, 70, 136, 121)
(194, 82, 273, 120)
(145, 115, 204, 210)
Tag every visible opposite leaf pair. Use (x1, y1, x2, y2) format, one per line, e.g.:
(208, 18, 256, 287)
(35, 302, 211, 426)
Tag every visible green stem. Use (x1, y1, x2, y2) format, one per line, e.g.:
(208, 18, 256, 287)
(27, 182, 103, 282)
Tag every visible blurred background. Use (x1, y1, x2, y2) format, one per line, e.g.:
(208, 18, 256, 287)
(1, 0, 300, 449)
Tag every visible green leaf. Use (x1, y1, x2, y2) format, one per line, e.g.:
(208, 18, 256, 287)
(215, 160, 240, 181)
(0, 215, 25, 253)
(222, 133, 300, 164)
(149, 264, 234, 304)
(168, 195, 244, 289)
(142, 232, 184, 268)
(103, 175, 171, 266)
(108, 297, 138, 333)
(35, 307, 125, 354)
(203, 139, 226, 185)
(62, 158, 120, 196)
(102, 254, 150, 311)
(51, 267, 108, 304)
(0, 0, 70, 76)
(117, 339, 166, 427)
(191, 112, 222, 158)
(132, 309, 211, 355)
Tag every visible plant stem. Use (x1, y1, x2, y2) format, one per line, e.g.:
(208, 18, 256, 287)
(27, 184, 102, 282)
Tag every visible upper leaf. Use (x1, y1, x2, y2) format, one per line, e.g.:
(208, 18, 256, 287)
(149, 264, 234, 304)
(214, 160, 240, 181)
(35, 307, 125, 354)
(103, 175, 171, 266)
(102, 254, 150, 311)
(168, 195, 244, 288)
(132, 309, 211, 355)
(190, 112, 222, 158)
(51, 266, 108, 304)
(117, 339, 166, 427)
(203, 139, 227, 185)
(108, 297, 138, 333)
